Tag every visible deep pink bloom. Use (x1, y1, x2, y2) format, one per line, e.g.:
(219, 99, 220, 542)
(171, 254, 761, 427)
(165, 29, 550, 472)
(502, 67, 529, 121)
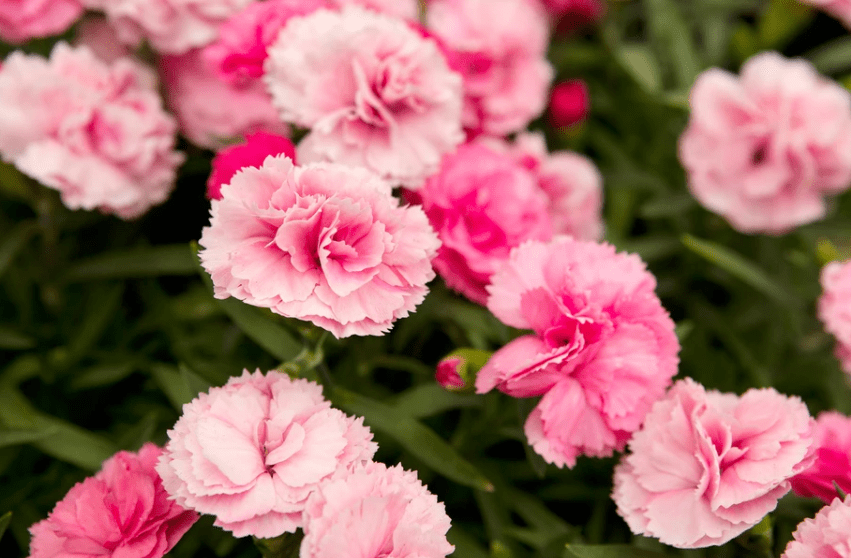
(157, 370, 377, 538)
(301, 462, 454, 558)
(819, 260, 851, 374)
(799, 0, 851, 29)
(792, 411, 851, 503)
(265, 6, 464, 188)
(0, 44, 183, 219)
(199, 156, 440, 338)
(782, 496, 851, 558)
(28, 443, 198, 558)
(426, 0, 553, 136)
(679, 52, 851, 234)
(477, 238, 679, 467)
(548, 79, 590, 127)
(327, 0, 419, 19)
(613, 378, 814, 549)
(436, 357, 466, 390)
(0, 0, 83, 43)
(207, 132, 296, 200)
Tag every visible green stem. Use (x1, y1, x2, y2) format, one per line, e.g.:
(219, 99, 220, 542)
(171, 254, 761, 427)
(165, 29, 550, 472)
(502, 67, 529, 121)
(252, 532, 304, 558)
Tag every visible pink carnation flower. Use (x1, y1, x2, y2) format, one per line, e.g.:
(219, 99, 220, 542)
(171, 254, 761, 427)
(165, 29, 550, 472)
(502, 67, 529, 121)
(327, 0, 419, 19)
(799, 0, 851, 29)
(819, 260, 851, 374)
(792, 411, 851, 503)
(782, 496, 851, 558)
(0, 44, 183, 219)
(207, 131, 296, 200)
(0, 0, 83, 43)
(301, 462, 454, 558)
(613, 378, 814, 549)
(679, 52, 851, 234)
(426, 0, 553, 136)
(75, 17, 133, 64)
(157, 370, 377, 538)
(264, 6, 464, 188)
(28, 443, 198, 558)
(476, 238, 679, 467)
(199, 155, 440, 338)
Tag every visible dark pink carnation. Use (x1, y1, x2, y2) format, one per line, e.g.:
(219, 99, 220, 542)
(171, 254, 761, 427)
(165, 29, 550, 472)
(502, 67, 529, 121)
(0, 0, 83, 43)
(157, 370, 377, 538)
(548, 79, 590, 127)
(28, 443, 198, 558)
(792, 411, 851, 503)
(819, 260, 851, 374)
(613, 378, 814, 549)
(782, 496, 851, 558)
(207, 132, 296, 200)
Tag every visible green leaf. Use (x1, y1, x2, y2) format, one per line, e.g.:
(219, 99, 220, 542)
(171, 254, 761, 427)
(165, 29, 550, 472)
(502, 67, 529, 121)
(0, 511, 10, 543)
(0, 325, 36, 350)
(808, 36, 851, 74)
(0, 221, 37, 280)
(0, 428, 58, 448)
(758, 0, 814, 49)
(62, 244, 198, 282)
(150, 363, 210, 410)
(615, 44, 663, 93)
(70, 361, 137, 390)
(392, 384, 481, 419)
(644, 0, 702, 89)
(564, 544, 669, 558)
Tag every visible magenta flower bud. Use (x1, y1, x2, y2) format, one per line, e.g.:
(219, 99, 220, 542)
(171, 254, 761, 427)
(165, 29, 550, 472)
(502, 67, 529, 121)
(544, 0, 606, 34)
(435, 349, 492, 393)
(548, 79, 589, 128)
(436, 357, 467, 390)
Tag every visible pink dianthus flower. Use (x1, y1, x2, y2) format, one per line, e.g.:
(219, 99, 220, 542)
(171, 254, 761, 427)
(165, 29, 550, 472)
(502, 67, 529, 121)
(679, 52, 851, 234)
(157, 370, 377, 538)
(199, 155, 440, 338)
(819, 259, 851, 374)
(792, 411, 851, 503)
(28, 443, 198, 558)
(0, 0, 83, 43)
(782, 496, 851, 558)
(207, 131, 296, 200)
(613, 378, 814, 549)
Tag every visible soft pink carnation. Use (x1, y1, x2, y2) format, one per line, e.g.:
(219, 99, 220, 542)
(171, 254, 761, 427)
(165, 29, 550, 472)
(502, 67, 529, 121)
(207, 131, 296, 200)
(476, 238, 679, 467)
(782, 496, 851, 558)
(157, 370, 377, 538)
(264, 6, 464, 188)
(0, 0, 82, 43)
(819, 260, 851, 374)
(679, 52, 851, 234)
(799, 0, 851, 29)
(792, 411, 851, 503)
(199, 156, 440, 338)
(301, 462, 454, 558)
(0, 44, 183, 219)
(427, 0, 553, 136)
(613, 378, 814, 549)
(327, 0, 419, 19)
(28, 443, 198, 558)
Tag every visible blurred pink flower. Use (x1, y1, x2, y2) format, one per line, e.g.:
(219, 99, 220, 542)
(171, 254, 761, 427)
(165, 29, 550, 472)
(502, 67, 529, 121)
(477, 238, 679, 467)
(265, 6, 464, 188)
(28, 443, 198, 558)
(679, 52, 851, 234)
(792, 411, 851, 503)
(614, 378, 814, 549)
(301, 462, 454, 558)
(819, 260, 851, 374)
(207, 131, 296, 200)
(74, 17, 132, 64)
(327, 0, 419, 19)
(157, 370, 377, 538)
(0, 44, 183, 219)
(799, 0, 851, 29)
(548, 79, 589, 127)
(538, 0, 605, 33)
(426, 0, 553, 136)
(782, 496, 851, 558)
(0, 0, 83, 43)
(199, 156, 440, 338)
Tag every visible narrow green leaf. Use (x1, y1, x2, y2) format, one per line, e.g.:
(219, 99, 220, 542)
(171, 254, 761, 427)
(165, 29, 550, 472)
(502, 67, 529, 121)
(447, 527, 489, 558)
(615, 44, 663, 93)
(644, 0, 702, 89)
(392, 384, 481, 419)
(70, 362, 137, 390)
(0, 428, 58, 448)
(808, 35, 851, 74)
(150, 364, 200, 410)
(564, 544, 669, 558)
(62, 244, 198, 282)
(758, 0, 813, 49)
(0, 511, 10, 543)
(0, 325, 36, 350)
(0, 221, 37, 279)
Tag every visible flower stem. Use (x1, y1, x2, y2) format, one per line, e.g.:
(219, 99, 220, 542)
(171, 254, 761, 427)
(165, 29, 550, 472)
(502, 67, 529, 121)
(252, 532, 304, 558)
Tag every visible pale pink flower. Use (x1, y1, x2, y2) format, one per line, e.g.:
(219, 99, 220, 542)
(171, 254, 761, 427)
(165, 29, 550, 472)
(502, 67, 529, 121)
(782, 496, 851, 558)
(679, 52, 851, 234)
(819, 260, 851, 374)
(476, 238, 679, 467)
(28, 443, 198, 558)
(0, 44, 183, 219)
(207, 131, 295, 200)
(157, 370, 377, 538)
(264, 6, 464, 188)
(799, 0, 851, 29)
(327, 0, 419, 19)
(0, 0, 82, 43)
(613, 378, 814, 549)
(426, 0, 553, 136)
(792, 411, 851, 503)
(199, 156, 440, 338)
(301, 462, 454, 558)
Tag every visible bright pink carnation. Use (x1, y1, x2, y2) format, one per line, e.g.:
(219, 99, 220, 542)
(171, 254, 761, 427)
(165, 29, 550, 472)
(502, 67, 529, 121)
(819, 260, 851, 374)
(0, 44, 183, 219)
(207, 131, 296, 200)
(426, 0, 553, 136)
(476, 238, 679, 467)
(264, 6, 464, 188)
(301, 462, 454, 558)
(792, 411, 851, 503)
(679, 52, 851, 234)
(157, 370, 377, 538)
(327, 0, 419, 19)
(613, 378, 814, 549)
(782, 496, 851, 558)
(199, 155, 440, 338)
(0, 0, 82, 43)
(28, 443, 198, 558)
(549, 79, 590, 127)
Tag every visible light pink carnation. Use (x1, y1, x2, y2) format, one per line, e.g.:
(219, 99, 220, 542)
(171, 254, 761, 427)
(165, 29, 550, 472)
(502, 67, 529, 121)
(799, 0, 851, 29)
(613, 378, 814, 549)
(0, 0, 83, 43)
(782, 496, 851, 558)
(679, 52, 851, 234)
(327, 0, 419, 19)
(199, 155, 440, 338)
(819, 260, 851, 374)
(792, 411, 851, 503)
(301, 462, 454, 558)
(0, 44, 183, 219)
(28, 443, 198, 558)
(157, 370, 377, 538)
(264, 6, 464, 188)
(476, 238, 679, 467)
(426, 0, 554, 136)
